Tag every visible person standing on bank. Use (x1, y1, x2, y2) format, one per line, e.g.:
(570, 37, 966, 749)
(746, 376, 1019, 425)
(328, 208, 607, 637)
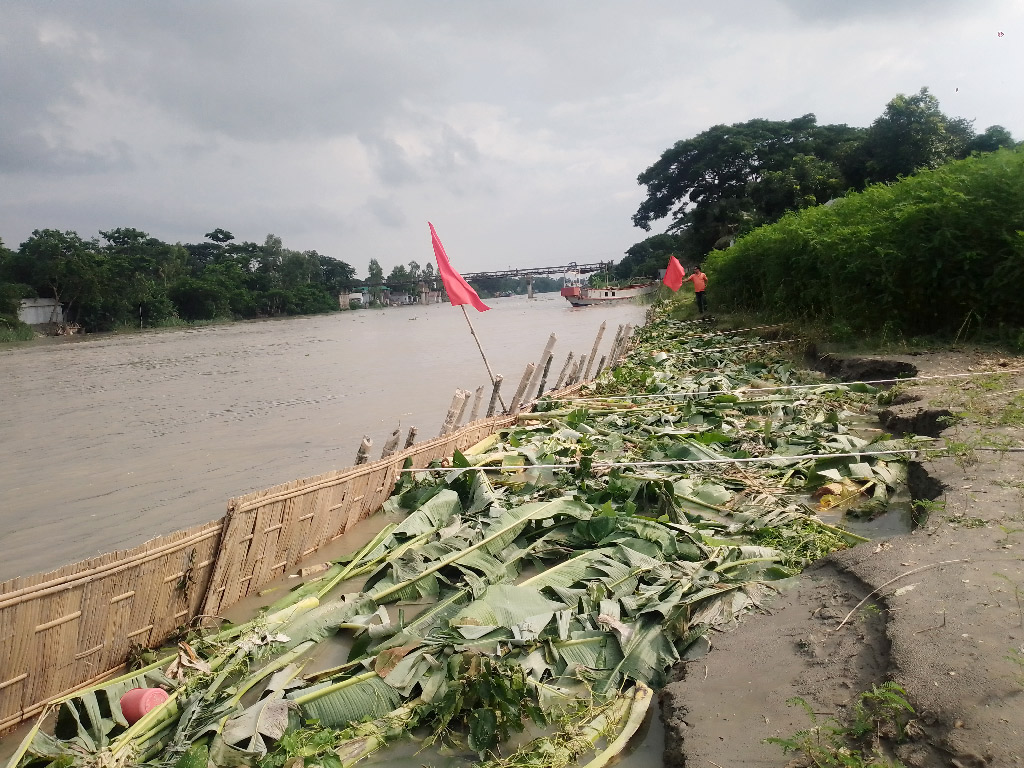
(683, 265, 708, 314)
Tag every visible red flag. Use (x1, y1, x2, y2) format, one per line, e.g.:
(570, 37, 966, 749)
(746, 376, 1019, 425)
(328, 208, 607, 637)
(663, 255, 686, 291)
(429, 223, 490, 312)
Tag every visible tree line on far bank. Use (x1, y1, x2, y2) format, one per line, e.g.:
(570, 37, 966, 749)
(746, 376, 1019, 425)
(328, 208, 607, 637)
(0, 228, 568, 338)
(0, 228, 358, 335)
(616, 87, 1018, 279)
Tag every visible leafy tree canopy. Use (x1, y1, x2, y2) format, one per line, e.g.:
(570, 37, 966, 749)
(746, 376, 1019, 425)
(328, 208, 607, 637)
(629, 87, 1016, 264)
(2, 227, 357, 330)
(615, 233, 691, 280)
(633, 115, 865, 253)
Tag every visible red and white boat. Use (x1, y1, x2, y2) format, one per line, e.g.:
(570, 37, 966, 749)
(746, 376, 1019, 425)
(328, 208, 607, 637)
(560, 282, 658, 307)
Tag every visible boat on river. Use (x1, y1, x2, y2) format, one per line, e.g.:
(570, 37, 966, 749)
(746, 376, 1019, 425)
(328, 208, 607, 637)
(560, 282, 658, 307)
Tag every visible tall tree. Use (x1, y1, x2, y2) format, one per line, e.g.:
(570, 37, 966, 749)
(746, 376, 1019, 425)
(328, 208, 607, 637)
(861, 87, 974, 183)
(966, 125, 1016, 155)
(320, 255, 356, 296)
(633, 115, 865, 253)
(386, 264, 410, 287)
(18, 229, 103, 323)
(97, 227, 176, 326)
(367, 259, 385, 302)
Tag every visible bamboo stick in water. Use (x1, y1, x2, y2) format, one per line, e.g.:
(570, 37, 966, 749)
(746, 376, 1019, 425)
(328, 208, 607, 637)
(508, 363, 536, 414)
(354, 436, 373, 465)
(583, 322, 606, 381)
(485, 374, 504, 417)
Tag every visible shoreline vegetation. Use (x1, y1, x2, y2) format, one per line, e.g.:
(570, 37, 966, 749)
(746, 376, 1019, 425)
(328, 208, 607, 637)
(0, 228, 568, 344)
(4, 298, 928, 768)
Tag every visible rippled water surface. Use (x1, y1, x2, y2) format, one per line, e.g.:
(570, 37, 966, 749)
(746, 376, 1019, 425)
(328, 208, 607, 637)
(0, 295, 647, 580)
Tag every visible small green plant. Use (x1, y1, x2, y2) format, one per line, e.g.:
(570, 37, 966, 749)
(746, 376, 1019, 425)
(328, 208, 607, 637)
(942, 438, 979, 471)
(998, 393, 1024, 427)
(910, 497, 944, 518)
(994, 572, 1024, 628)
(948, 514, 987, 529)
(1006, 646, 1024, 687)
(767, 683, 914, 767)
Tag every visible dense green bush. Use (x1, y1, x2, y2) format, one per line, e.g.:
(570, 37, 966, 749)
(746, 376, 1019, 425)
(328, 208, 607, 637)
(705, 148, 1024, 339)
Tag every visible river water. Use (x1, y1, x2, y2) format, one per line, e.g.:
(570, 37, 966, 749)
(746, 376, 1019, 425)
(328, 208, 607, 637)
(0, 294, 647, 581)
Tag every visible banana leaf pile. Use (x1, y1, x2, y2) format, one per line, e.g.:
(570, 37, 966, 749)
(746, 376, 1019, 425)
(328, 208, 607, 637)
(6, 306, 919, 768)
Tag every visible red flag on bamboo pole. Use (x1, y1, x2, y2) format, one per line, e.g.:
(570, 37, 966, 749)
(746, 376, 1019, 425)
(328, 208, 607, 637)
(663, 255, 686, 291)
(429, 222, 490, 312)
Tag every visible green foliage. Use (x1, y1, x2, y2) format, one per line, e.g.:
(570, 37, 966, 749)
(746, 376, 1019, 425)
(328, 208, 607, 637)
(861, 87, 974, 183)
(0, 228, 355, 332)
(704, 148, 1024, 340)
(422, 656, 546, 756)
(767, 683, 914, 767)
(628, 87, 1014, 267)
(633, 114, 865, 253)
(616, 233, 692, 280)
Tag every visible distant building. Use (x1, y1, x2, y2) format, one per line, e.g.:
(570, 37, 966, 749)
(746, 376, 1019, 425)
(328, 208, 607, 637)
(18, 298, 63, 326)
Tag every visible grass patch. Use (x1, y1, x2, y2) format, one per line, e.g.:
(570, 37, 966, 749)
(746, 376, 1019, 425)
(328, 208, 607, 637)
(0, 325, 36, 342)
(767, 682, 915, 767)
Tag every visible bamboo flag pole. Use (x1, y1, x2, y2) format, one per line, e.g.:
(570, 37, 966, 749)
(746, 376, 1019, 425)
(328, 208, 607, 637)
(460, 305, 507, 411)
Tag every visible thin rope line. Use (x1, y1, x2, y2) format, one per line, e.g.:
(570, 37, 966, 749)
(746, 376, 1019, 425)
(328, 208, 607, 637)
(676, 323, 784, 341)
(556, 368, 1024, 403)
(399, 447, 925, 473)
(687, 339, 800, 354)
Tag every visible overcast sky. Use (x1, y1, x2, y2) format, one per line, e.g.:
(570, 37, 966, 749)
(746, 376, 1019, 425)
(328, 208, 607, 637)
(1, 1, 1021, 276)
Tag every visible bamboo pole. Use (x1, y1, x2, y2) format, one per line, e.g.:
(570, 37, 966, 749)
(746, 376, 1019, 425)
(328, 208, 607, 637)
(486, 375, 504, 417)
(440, 390, 469, 435)
(459, 305, 507, 411)
(454, 388, 472, 428)
(608, 324, 624, 362)
(583, 322, 606, 381)
(593, 354, 608, 379)
(380, 426, 401, 459)
(553, 351, 575, 390)
(525, 333, 557, 402)
(468, 386, 485, 422)
(619, 325, 634, 360)
(569, 355, 587, 386)
(354, 437, 373, 465)
(508, 363, 536, 415)
(536, 353, 554, 399)
(403, 427, 418, 449)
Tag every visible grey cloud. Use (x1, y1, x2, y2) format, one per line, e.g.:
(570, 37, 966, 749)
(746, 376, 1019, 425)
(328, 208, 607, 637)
(0, 132, 133, 175)
(365, 196, 407, 229)
(430, 125, 481, 175)
(363, 136, 421, 186)
(775, 0, 996, 21)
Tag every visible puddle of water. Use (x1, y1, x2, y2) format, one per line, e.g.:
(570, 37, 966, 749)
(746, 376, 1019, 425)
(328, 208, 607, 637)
(815, 487, 915, 539)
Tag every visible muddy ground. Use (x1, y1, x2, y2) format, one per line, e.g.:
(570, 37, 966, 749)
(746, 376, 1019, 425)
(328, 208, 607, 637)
(662, 349, 1024, 767)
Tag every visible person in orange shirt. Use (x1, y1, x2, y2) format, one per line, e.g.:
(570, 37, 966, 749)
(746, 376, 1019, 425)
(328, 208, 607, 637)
(682, 265, 708, 314)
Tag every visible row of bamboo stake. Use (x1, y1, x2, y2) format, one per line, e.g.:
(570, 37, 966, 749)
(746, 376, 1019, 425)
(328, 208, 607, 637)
(0, 323, 635, 734)
(353, 320, 635, 463)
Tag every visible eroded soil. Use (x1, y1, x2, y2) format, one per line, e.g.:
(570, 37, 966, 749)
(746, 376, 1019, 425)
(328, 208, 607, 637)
(662, 349, 1024, 767)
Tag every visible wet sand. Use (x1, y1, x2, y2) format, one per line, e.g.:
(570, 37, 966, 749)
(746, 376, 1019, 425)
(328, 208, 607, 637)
(0, 295, 646, 581)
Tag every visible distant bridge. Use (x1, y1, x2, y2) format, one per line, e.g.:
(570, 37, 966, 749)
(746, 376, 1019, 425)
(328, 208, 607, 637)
(459, 262, 611, 280)
(351, 261, 612, 291)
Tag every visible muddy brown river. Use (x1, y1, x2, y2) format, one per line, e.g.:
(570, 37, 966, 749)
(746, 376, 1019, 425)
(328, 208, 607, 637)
(0, 294, 647, 581)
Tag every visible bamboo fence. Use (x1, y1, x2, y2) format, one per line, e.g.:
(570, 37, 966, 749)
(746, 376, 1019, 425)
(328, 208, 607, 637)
(0, 519, 222, 732)
(0, 378, 595, 733)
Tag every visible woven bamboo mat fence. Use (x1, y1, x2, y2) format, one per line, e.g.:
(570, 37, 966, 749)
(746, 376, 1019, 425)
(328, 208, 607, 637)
(0, 381, 590, 733)
(0, 519, 223, 732)
(200, 413, 519, 615)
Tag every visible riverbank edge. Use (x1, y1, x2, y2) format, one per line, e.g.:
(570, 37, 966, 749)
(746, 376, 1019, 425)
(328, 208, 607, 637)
(660, 349, 1024, 767)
